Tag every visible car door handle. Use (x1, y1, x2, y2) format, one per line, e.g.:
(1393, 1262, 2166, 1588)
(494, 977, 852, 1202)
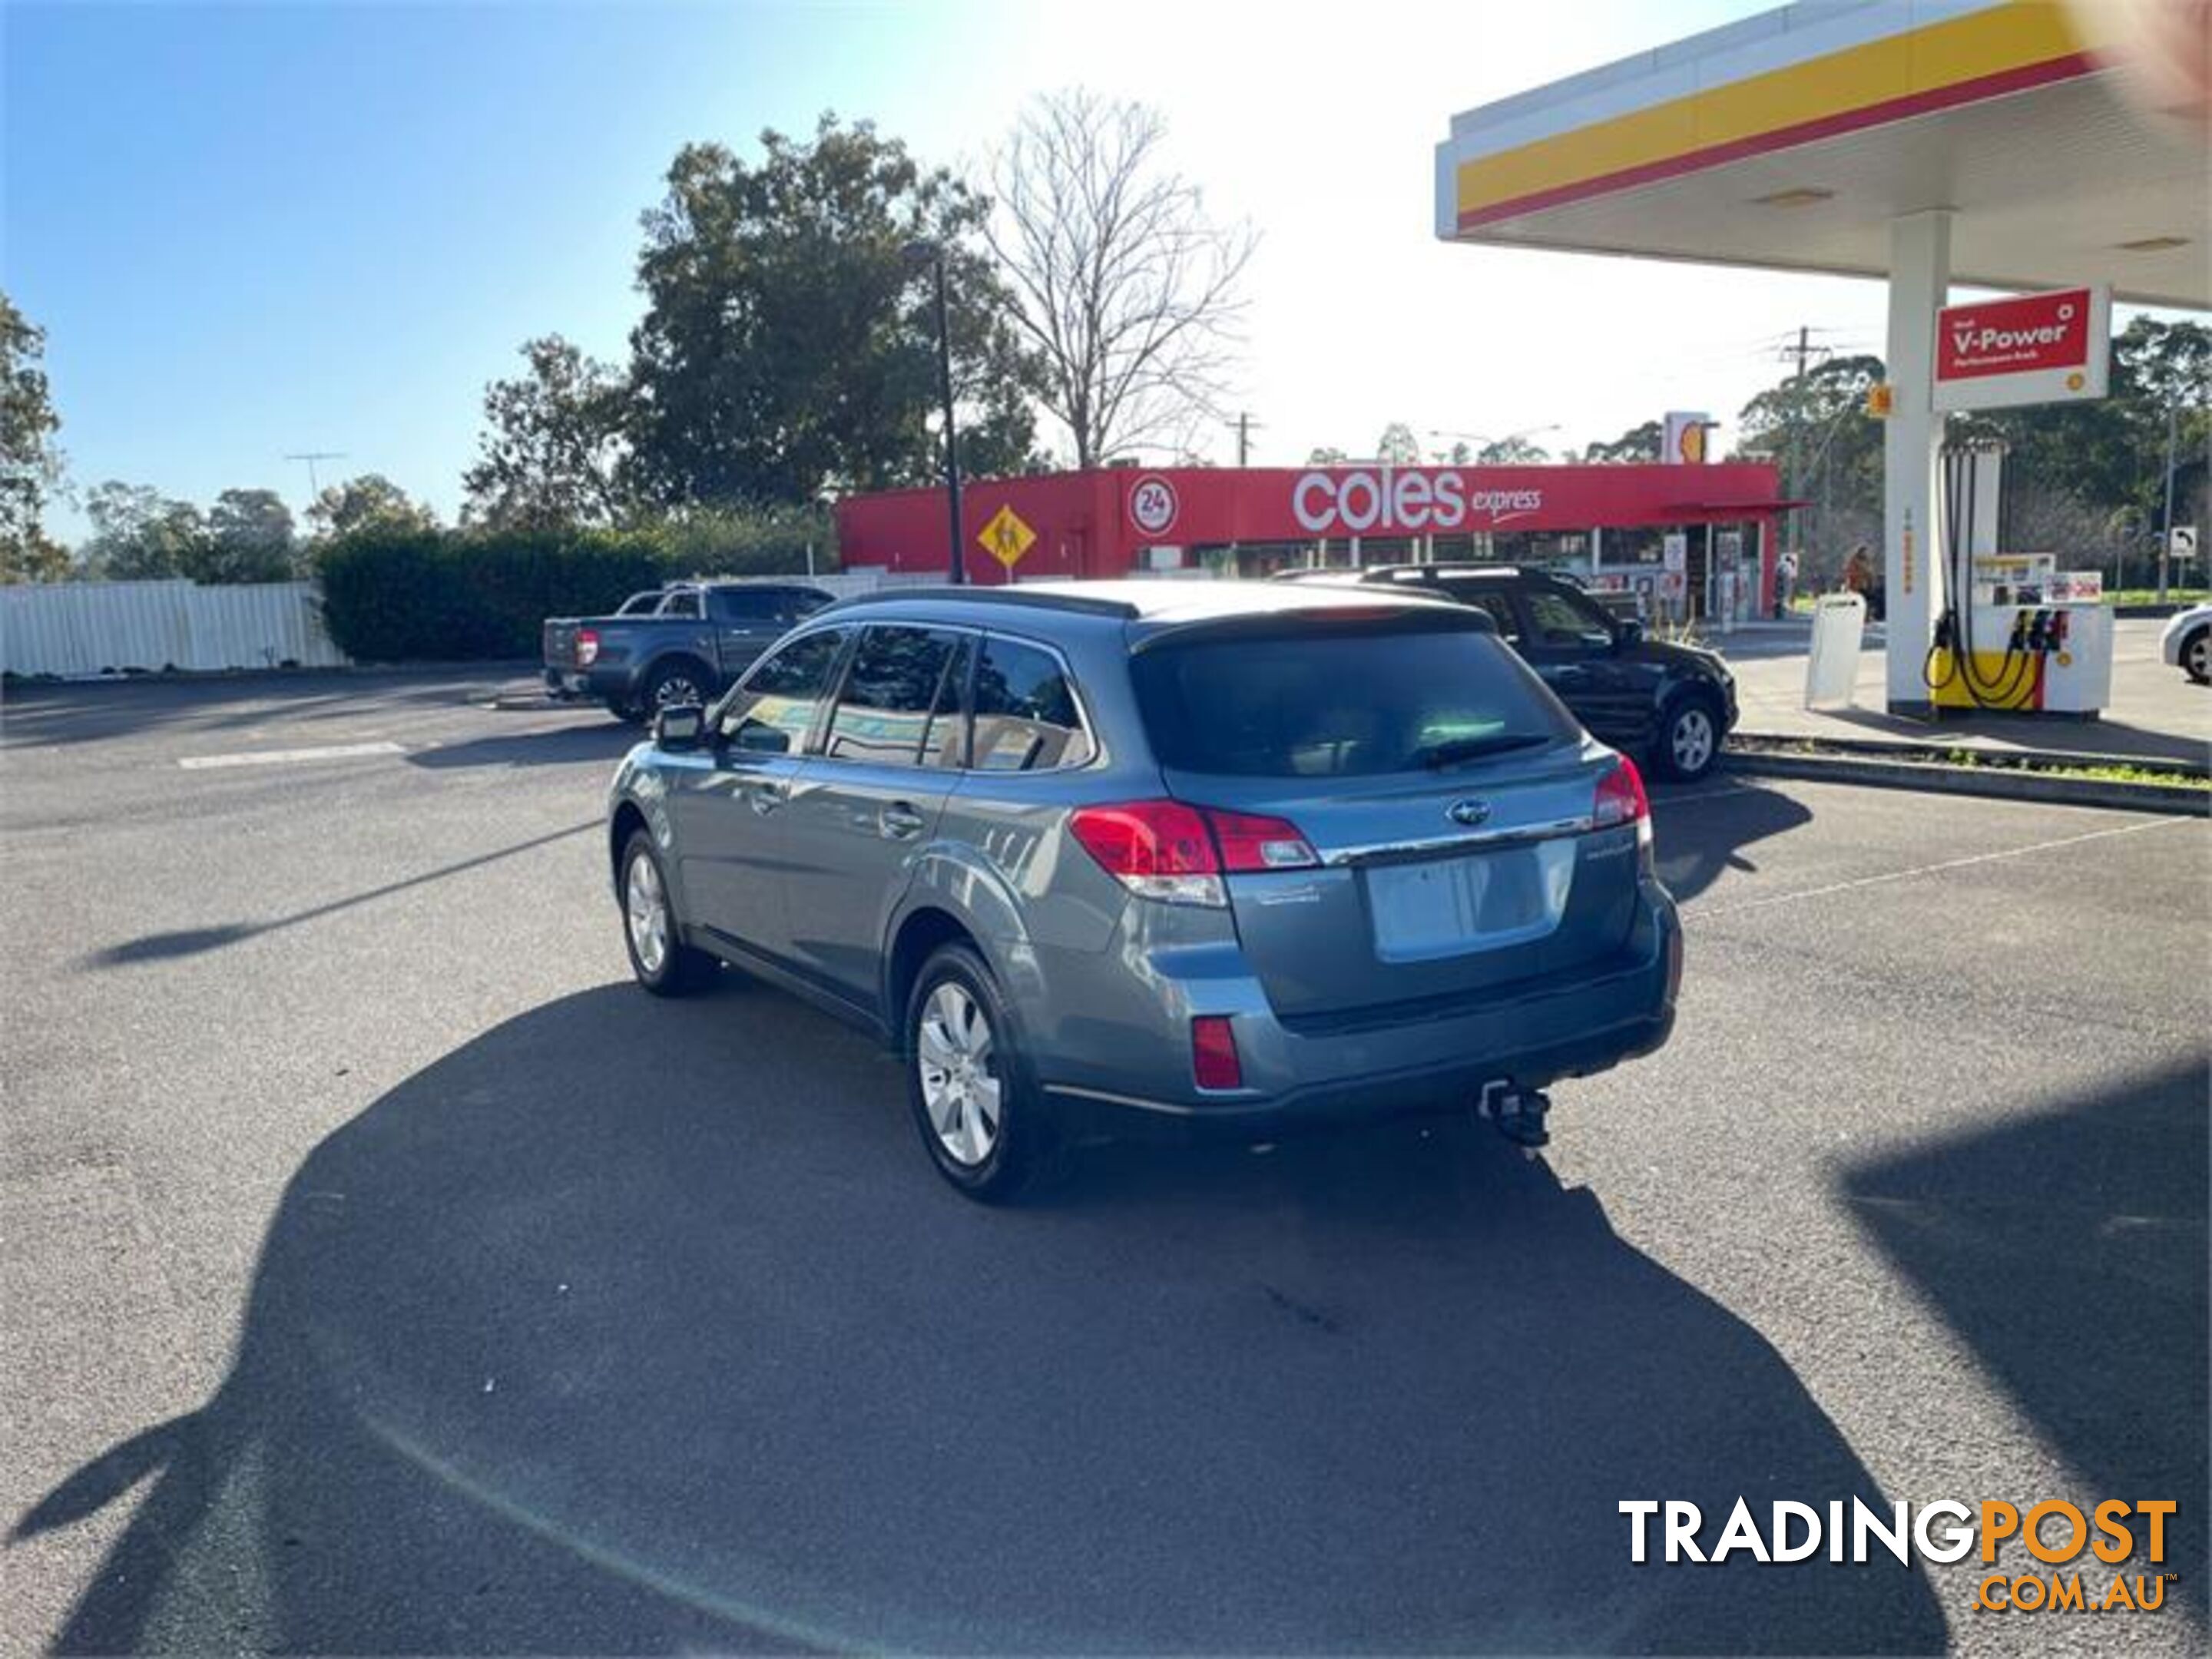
(879, 803, 925, 840)
(747, 780, 787, 816)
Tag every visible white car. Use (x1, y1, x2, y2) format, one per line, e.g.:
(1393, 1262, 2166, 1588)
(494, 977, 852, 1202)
(2160, 603, 2212, 684)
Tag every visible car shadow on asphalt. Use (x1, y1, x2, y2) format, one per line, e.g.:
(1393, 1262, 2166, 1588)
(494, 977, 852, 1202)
(77, 822, 604, 969)
(1839, 1056, 2209, 1618)
(18, 981, 1944, 1654)
(406, 723, 641, 771)
(1647, 781, 1813, 906)
(0, 672, 512, 750)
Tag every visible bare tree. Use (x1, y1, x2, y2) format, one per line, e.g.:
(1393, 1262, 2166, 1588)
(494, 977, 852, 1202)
(985, 90, 1255, 469)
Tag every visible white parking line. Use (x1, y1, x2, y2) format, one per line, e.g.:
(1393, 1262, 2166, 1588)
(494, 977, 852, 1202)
(1687, 813, 2188, 919)
(177, 741, 405, 770)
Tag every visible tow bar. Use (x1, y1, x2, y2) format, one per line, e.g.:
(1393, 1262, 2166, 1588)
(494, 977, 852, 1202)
(1476, 1080, 1551, 1150)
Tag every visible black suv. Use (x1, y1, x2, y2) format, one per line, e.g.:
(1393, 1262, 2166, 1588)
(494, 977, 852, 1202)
(1279, 565, 1737, 780)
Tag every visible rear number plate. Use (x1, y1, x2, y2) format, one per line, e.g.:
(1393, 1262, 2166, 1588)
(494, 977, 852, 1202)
(1366, 846, 1569, 962)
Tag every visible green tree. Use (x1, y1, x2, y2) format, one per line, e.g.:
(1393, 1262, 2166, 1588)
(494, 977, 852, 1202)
(1737, 353, 1885, 579)
(1582, 420, 1661, 464)
(202, 488, 297, 581)
(2, 291, 68, 582)
(1476, 435, 1552, 465)
(1375, 422, 1422, 465)
(625, 115, 1041, 508)
(308, 473, 437, 540)
(80, 481, 207, 580)
(462, 336, 629, 530)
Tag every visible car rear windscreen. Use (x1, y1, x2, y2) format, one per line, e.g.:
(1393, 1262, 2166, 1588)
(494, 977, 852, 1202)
(1132, 621, 1577, 778)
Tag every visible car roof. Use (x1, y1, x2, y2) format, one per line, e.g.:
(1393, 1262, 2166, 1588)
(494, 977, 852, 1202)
(823, 578, 1464, 627)
(1277, 564, 1550, 586)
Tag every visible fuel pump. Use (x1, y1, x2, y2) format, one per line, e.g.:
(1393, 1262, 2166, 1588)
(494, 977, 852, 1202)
(1923, 442, 2114, 715)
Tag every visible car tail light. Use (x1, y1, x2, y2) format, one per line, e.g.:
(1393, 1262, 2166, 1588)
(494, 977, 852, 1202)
(575, 628, 601, 667)
(1204, 809, 1319, 873)
(1594, 756, 1652, 849)
(1190, 1015, 1243, 1090)
(1068, 801, 1320, 906)
(1069, 801, 1224, 907)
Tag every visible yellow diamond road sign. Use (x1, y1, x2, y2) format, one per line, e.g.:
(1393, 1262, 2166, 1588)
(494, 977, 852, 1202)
(979, 504, 1036, 570)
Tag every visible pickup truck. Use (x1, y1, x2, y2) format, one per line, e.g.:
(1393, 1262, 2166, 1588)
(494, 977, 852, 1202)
(543, 580, 835, 721)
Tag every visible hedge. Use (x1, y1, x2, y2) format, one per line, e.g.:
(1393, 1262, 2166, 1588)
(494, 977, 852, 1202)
(315, 513, 833, 661)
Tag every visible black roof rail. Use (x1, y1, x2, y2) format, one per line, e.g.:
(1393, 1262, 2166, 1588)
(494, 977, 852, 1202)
(820, 584, 1142, 620)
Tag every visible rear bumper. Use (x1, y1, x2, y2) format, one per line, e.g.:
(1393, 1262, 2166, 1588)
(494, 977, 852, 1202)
(1034, 892, 1681, 1144)
(544, 667, 628, 704)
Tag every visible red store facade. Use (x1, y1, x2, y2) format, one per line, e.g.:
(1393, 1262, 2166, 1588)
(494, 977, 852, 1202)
(835, 462, 1794, 618)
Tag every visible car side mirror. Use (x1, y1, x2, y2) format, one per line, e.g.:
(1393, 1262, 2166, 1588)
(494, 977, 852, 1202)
(1614, 618, 1645, 650)
(729, 718, 791, 755)
(654, 704, 706, 751)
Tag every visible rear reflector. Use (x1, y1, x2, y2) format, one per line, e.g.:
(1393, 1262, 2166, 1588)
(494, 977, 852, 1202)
(1190, 1015, 1243, 1090)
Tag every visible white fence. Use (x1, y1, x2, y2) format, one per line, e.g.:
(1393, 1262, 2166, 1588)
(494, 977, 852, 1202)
(1, 579, 349, 678)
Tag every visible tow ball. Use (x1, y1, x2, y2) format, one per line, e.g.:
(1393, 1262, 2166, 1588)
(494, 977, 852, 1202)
(1476, 1080, 1551, 1150)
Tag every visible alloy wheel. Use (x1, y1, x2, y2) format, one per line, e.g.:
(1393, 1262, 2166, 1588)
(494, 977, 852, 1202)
(1671, 706, 1716, 775)
(916, 981, 1001, 1167)
(654, 674, 703, 710)
(626, 852, 670, 976)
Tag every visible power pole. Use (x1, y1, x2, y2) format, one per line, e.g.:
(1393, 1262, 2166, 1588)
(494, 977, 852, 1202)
(284, 451, 346, 502)
(1786, 327, 1812, 556)
(1230, 412, 1260, 468)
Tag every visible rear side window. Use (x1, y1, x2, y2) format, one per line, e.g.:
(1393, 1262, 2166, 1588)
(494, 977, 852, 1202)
(711, 587, 826, 623)
(720, 627, 846, 748)
(1522, 586, 1616, 648)
(710, 588, 779, 622)
(1444, 584, 1522, 644)
(658, 590, 702, 618)
(1131, 622, 1575, 778)
(972, 637, 1094, 771)
(824, 626, 961, 766)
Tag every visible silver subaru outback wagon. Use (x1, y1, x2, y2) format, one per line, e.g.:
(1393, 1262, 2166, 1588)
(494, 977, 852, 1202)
(605, 581, 1681, 1200)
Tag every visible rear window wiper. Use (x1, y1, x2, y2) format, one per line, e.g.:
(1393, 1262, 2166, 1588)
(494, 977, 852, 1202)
(1411, 733, 1550, 769)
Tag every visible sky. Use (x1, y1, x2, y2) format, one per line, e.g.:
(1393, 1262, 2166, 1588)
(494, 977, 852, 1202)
(5, 0, 1928, 542)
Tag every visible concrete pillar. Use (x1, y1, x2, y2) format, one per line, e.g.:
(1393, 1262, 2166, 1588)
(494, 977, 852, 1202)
(1883, 209, 1952, 714)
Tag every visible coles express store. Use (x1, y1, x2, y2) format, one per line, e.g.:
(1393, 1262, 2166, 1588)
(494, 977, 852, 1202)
(835, 462, 1790, 614)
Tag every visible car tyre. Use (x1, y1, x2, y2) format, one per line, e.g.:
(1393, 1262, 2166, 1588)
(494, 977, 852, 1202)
(1653, 691, 1724, 782)
(643, 657, 712, 715)
(904, 943, 1062, 1202)
(620, 830, 717, 996)
(2183, 627, 2210, 685)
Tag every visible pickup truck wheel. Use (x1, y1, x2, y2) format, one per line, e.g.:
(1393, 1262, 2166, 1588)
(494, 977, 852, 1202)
(905, 944, 1064, 1202)
(644, 659, 711, 714)
(1652, 692, 1724, 782)
(620, 832, 716, 996)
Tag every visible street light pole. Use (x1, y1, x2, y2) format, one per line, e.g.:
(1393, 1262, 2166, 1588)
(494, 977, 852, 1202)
(929, 253, 965, 585)
(2157, 396, 2178, 606)
(902, 240, 965, 584)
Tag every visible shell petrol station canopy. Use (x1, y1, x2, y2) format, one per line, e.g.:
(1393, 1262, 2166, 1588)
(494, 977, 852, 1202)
(1433, 0, 2210, 309)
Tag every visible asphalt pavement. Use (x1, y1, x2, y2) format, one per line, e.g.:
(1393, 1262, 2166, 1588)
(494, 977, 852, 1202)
(2, 671, 2204, 1654)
